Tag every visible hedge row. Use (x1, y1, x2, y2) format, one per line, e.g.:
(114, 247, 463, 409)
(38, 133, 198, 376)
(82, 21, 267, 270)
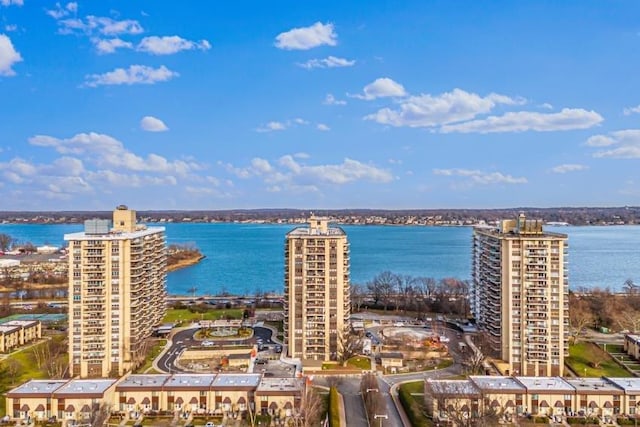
(329, 386, 341, 427)
(398, 384, 430, 427)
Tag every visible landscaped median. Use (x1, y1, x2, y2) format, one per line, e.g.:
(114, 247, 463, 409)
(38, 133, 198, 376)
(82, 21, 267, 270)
(329, 386, 341, 427)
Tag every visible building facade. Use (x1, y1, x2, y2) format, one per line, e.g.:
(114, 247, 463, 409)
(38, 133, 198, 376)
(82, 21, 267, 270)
(284, 216, 350, 362)
(64, 206, 167, 378)
(472, 213, 568, 376)
(6, 374, 303, 425)
(425, 376, 637, 424)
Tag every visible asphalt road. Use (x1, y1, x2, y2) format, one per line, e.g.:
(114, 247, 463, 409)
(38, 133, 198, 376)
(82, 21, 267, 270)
(156, 327, 199, 373)
(156, 325, 277, 373)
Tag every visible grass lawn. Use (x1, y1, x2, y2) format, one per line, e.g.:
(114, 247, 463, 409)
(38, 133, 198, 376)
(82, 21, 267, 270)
(162, 308, 243, 324)
(135, 339, 167, 373)
(604, 343, 625, 353)
(0, 339, 62, 416)
(567, 341, 632, 377)
(347, 356, 371, 370)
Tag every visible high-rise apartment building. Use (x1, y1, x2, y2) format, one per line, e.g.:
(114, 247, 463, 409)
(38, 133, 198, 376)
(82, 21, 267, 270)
(283, 216, 350, 362)
(472, 213, 568, 376)
(64, 206, 166, 378)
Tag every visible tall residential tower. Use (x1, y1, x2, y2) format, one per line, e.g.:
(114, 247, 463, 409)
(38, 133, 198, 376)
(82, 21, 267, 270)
(64, 206, 167, 378)
(472, 213, 568, 376)
(284, 216, 350, 363)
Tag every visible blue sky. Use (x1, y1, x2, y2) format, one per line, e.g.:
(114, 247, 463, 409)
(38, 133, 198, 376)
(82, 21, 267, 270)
(1, 0, 640, 210)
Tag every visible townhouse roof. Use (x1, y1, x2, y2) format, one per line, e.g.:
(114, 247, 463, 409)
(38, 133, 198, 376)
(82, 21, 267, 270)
(54, 379, 118, 398)
(3, 320, 39, 327)
(211, 374, 261, 389)
(426, 379, 480, 397)
(625, 334, 640, 345)
(116, 374, 170, 390)
(0, 324, 21, 334)
(163, 374, 216, 389)
(564, 378, 623, 394)
(470, 376, 526, 393)
(605, 377, 640, 393)
(6, 380, 67, 397)
(256, 377, 303, 396)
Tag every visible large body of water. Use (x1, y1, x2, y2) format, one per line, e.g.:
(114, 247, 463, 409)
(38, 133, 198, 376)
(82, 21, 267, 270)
(0, 223, 638, 295)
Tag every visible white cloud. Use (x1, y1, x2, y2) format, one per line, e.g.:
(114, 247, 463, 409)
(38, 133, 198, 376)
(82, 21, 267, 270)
(585, 134, 616, 147)
(540, 103, 554, 110)
(257, 121, 287, 133)
(83, 65, 179, 87)
(56, 15, 143, 36)
(433, 168, 527, 185)
(46, 2, 77, 19)
(278, 156, 394, 185)
(0, 34, 22, 76)
(92, 37, 132, 54)
(0, 0, 22, 6)
(440, 108, 604, 133)
(298, 56, 355, 69)
(223, 155, 393, 190)
(4, 24, 17, 32)
(317, 123, 330, 131)
(365, 88, 520, 127)
(623, 105, 640, 116)
(28, 132, 199, 175)
(275, 22, 337, 50)
(323, 93, 346, 106)
(137, 36, 211, 55)
(256, 118, 311, 132)
(551, 163, 589, 174)
(140, 116, 169, 132)
(588, 129, 640, 159)
(352, 77, 407, 100)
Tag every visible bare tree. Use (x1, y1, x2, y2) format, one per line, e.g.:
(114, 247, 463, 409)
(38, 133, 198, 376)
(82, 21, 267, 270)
(396, 275, 417, 313)
(360, 374, 387, 425)
(350, 283, 367, 312)
(0, 233, 14, 252)
(569, 293, 595, 342)
(371, 271, 398, 311)
(4, 358, 20, 384)
(89, 402, 111, 427)
(337, 331, 362, 366)
(366, 280, 382, 307)
(292, 384, 325, 427)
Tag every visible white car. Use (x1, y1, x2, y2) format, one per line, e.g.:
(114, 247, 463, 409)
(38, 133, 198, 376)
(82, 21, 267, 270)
(202, 340, 214, 347)
(439, 335, 450, 343)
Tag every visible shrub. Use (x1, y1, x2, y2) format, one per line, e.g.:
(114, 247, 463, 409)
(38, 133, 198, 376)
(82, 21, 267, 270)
(398, 383, 430, 427)
(329, 386, 341, 427)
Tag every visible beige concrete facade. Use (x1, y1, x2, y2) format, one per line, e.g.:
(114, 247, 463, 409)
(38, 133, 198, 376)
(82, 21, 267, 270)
(425, 376, 640, 424)
(5, 374, 303, 424)
(0, 320, 41, 353)
(284, 216, 350, 362)
(472, 214, 569, 376)
(64, 206, 167, 378)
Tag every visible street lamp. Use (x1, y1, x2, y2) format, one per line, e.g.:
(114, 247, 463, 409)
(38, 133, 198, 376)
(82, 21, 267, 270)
(374, 414, 388, 427)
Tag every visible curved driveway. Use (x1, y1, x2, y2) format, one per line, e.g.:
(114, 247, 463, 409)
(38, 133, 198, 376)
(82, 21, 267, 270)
(155, 326, 275, 374)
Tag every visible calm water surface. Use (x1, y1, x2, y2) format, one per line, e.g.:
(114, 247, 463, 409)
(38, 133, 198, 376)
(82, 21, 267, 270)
(0, 223, 637, 295)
